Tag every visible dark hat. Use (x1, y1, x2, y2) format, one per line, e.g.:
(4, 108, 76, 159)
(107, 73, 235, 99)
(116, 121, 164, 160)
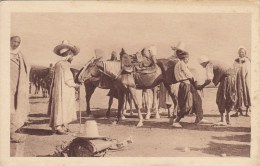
(176, 50, 189, 59)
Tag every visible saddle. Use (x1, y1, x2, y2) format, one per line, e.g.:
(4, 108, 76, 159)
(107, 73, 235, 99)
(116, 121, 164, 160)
(121, 53, 157, 74)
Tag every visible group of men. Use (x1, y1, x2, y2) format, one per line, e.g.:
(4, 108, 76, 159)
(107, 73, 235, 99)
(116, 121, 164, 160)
(10, 35, 251, 141)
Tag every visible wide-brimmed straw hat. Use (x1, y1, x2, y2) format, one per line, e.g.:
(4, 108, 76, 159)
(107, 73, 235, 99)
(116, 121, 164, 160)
(53, 40, 80, 56)
(74, 120, 106, 139)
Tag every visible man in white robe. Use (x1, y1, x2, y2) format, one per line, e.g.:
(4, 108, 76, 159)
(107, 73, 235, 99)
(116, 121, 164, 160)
(48, 40, 80, 134)
(10, 35, 30, 143)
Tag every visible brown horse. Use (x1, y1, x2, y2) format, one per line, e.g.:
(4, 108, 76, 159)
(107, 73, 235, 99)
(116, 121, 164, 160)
(77, 50, 180, 127)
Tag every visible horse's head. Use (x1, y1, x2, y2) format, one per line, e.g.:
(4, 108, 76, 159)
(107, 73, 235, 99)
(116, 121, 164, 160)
(77, 58, 104, 83)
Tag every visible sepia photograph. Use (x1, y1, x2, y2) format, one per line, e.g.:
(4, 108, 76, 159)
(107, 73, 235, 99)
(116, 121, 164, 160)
(0, 1, 260, 166)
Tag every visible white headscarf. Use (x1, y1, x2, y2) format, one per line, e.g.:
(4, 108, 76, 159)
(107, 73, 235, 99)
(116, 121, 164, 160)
(198, 55, 210, 64)
(10, 35, 21, 55)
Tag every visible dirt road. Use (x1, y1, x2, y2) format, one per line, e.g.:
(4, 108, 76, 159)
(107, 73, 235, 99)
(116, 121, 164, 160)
(14, 88, 250, 157)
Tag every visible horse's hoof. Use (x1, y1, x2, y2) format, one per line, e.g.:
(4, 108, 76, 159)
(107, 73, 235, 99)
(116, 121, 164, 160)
(121, 116, 126, 120)
(196, 119, 212, 125)
(155, 114, 160, 119)
(145, 114, 151, 120)
(169, 118, 174, 124)
(212, 122, 226, 127)
(172, 122, 182, 128)
(136, 121, 143, 127)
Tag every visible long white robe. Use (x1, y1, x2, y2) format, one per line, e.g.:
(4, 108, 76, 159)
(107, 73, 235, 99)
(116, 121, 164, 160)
(10, 50, 30, 132)
(48, 60, 77, 128)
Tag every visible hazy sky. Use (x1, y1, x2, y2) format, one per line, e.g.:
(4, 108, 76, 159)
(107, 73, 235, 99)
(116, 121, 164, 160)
(11, 13, 251, 68)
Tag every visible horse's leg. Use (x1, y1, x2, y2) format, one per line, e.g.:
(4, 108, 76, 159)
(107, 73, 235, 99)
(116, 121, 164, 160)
(128, 93, 134, 116)
(106, 95, 113, 118)
(144, 90, 151, 120)
(84, 82, 96, 117)
(129, 87, 143, 127)
(164, 83, 179, 123)
(121, 93, 126, 120)
(34, 84, 37, 94)
(122, 93, 128, 115)
(152, 87, 160, 119)
(116, 90, 125, 122)
(29, 83, 31, 94)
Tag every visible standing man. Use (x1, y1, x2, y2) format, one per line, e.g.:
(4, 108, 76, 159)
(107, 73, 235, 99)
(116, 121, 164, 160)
(171, 42, 209, 128)
(10, 35, 30, 142)
(198, 56, 237, 126)
(48, 40, 80, 134)
(231, 47, 251, 117)
(109, 51, 118, 61)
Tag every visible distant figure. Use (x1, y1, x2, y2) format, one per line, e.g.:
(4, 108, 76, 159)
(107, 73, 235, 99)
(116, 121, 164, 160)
(141, 45, 157, 68)
(231, 47, 251, 117)
(199, 55, 237, 126)
(109, 51, 118, 61)
(48, 40, 80, 134)
(10, 35, 30, 143)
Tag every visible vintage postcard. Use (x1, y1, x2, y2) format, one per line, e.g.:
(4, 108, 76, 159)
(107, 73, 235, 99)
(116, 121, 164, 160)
(0, 1, 260, 166)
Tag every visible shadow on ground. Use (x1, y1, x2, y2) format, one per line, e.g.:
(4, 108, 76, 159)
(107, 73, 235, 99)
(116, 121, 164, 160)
(201, 141, 250, 157)
(212, 134, 251, 143)
(70, 109, 251, 133)
(29, 113, 49, 117)
(22, 128, 53, 136)
(175, 134, 250, 157)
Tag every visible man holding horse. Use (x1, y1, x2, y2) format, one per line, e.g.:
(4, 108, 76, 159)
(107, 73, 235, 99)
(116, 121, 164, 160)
(171, 42, 210, 128)
(48, 40, 80, 134)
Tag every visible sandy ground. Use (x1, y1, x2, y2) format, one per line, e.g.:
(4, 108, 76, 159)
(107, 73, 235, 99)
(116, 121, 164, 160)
(12, 87, 250, 157)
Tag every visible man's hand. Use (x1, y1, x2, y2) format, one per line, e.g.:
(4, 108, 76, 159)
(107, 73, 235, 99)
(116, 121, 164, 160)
(196, 85, 204, 90)
(203, 79, 212, 86)
(74, 84, 80, 91)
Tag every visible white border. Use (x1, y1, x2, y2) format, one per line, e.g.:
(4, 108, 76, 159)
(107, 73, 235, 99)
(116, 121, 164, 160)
(0, 1, 259, 166)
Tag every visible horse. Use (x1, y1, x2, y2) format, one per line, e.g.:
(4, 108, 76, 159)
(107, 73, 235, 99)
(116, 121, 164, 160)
(77, 49, 180, 127)
(30, 66, 53, 97)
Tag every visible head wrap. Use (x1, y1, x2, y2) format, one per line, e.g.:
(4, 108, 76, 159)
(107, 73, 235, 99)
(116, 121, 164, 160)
(176, 50, 189, 59)
(198, 55, 210, 64)
(10, 35, 21, 54)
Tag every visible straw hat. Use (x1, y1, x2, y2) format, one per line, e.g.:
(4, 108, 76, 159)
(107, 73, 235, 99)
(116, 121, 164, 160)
(171, 41, 186, 52)
(74, 120, 106, 139)
(53, 40, 79, 56)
